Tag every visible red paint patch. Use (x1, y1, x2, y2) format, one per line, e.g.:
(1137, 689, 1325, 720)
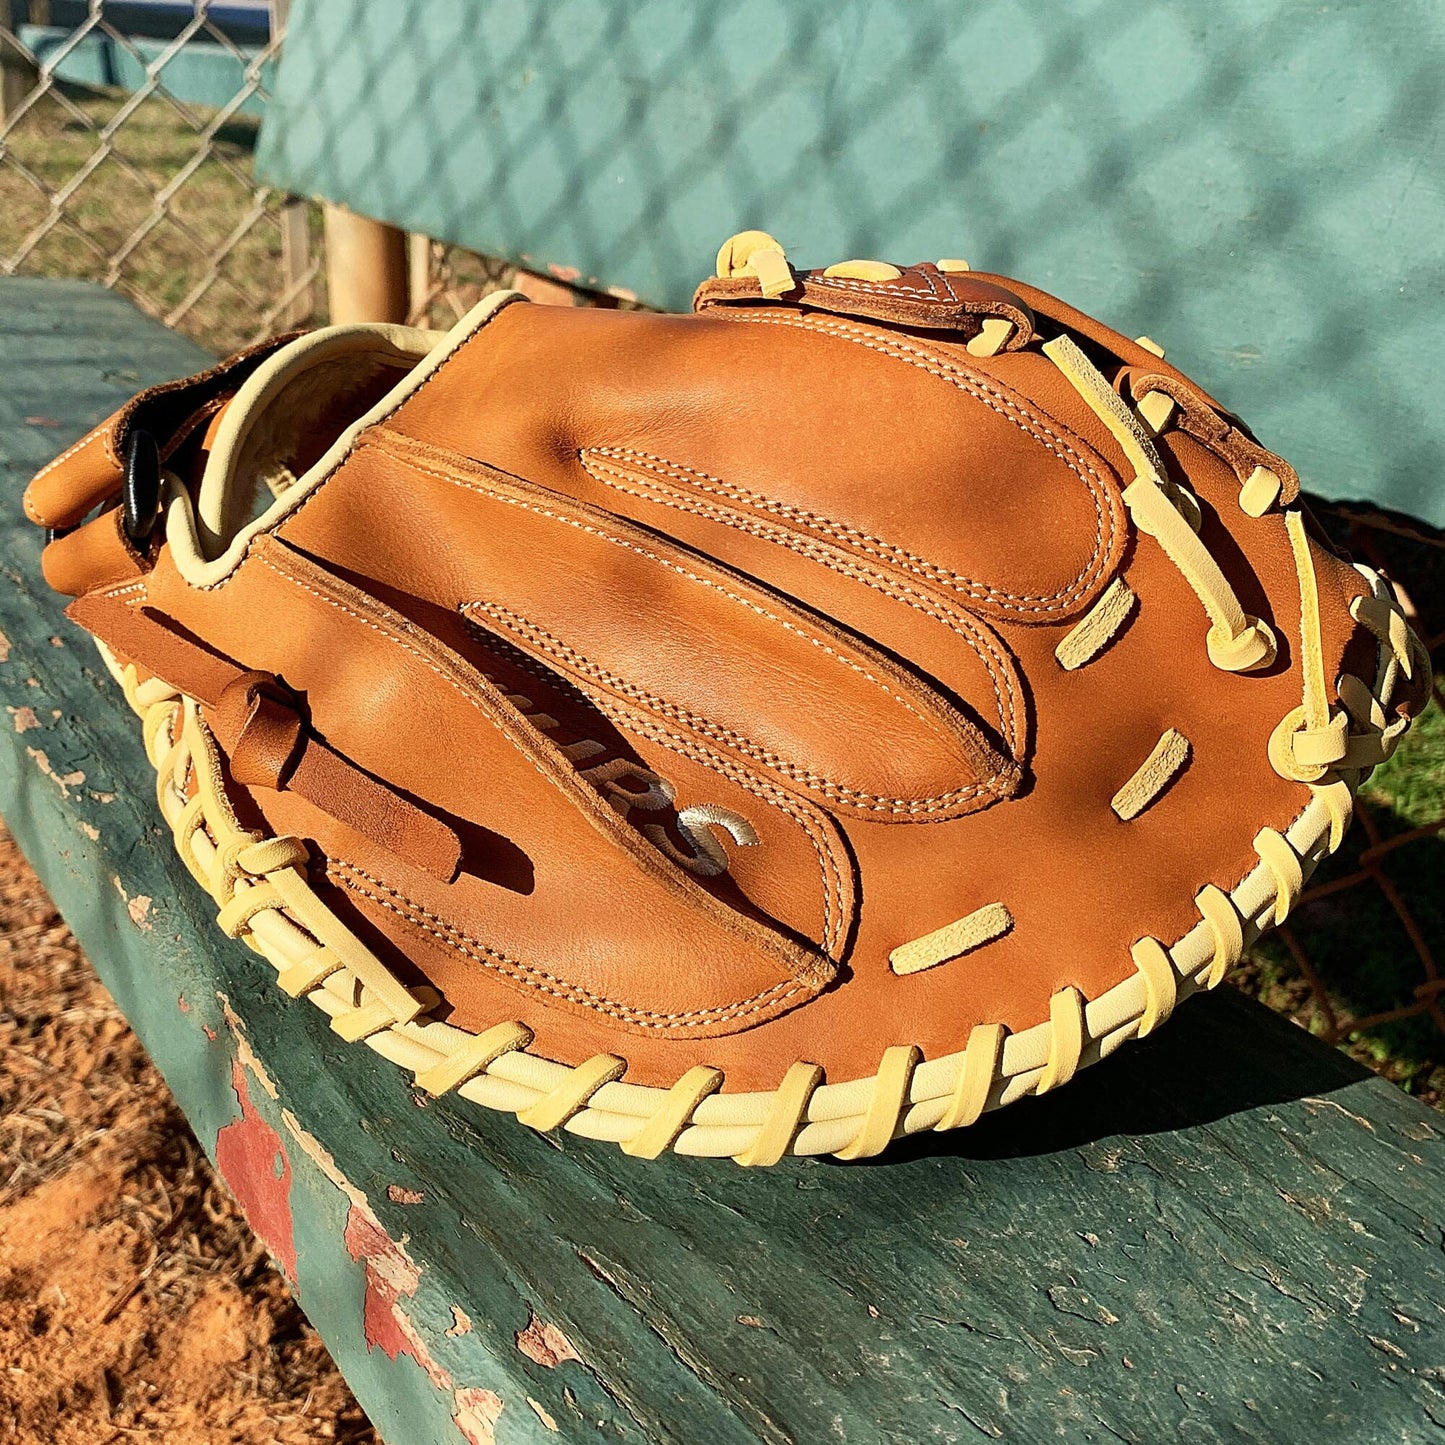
(344, 1205, 451, 1389)
(345, 1209, 412, 1362)
(343, 1208, 407, 1278)
(214, 1059, 297, 1281)
(359, 1262, 416, 1362)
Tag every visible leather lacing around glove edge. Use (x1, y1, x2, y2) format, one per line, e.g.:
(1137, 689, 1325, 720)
(76, 312, 1425, 1164)
(1040, 332, 1411, 786)
(98, 577, 1408, 1163)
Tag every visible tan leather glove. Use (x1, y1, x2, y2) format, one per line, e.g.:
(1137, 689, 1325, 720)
(25, 233, 1430, 1164)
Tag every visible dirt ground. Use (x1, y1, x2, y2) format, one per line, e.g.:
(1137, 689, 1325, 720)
(0, 825, 376, 1445)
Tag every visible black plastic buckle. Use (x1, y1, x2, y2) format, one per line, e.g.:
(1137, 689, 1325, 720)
(121, 427, 162, 545)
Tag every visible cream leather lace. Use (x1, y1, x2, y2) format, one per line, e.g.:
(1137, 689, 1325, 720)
(99, 541, 1410, 1164)
(1039, 332, 1408, 788)
(1042, 333, 1277, 674)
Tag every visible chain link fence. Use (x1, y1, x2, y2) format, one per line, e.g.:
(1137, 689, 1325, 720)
(403, 239, 510, 331)
(402, 235, 642, 331)
(0, 3, 642, 347)
(0, 0, 319, 352)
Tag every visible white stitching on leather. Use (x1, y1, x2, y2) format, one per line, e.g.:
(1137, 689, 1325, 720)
(457, 613, 847, 954)
(256, 548, 680, 818)
(29, 423, 105, 486)
(462, 598, 1000, 812)
(714, 311, 1123, 616)
(366, 440, 993, 809)
(328, 861, 803, 1028)
(579, 450, 1024, 754)
(808, 273, 950, 299)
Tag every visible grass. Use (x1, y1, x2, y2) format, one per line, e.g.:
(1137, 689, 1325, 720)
(1364, 696, 1445, 828)
(0, 83, 325, 354)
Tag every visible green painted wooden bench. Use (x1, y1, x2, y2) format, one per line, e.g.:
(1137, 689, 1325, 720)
(4, 277, 1445, 1443)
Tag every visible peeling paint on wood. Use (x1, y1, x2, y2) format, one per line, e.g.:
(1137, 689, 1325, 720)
(26, 746, 84, 796)
(214, 1059, 298, 1282)
(222, 1001, 280, 1100)
(527, 1396, 559, 1432)
(452, 1387, 504, 1445)
(274, 1100, 512, 1440)
(111, 875, 153, 930)
(345, 1207, 441, 1380)
(516, 1313, 581, 1369)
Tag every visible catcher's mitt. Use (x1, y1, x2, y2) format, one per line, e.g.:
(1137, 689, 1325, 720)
(25, 232, 1430, 1163)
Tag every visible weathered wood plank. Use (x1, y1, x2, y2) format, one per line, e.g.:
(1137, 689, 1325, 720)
(3, 280, 1444, 1444)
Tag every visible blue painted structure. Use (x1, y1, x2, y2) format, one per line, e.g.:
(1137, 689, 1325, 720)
(19, 24, 273, 116)
(15, 1, 271, 118)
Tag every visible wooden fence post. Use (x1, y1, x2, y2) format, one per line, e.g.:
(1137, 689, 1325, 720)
(406, 231, 433, 325)
(277, 198, 313, 328)
(322, 204, 408, 325)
